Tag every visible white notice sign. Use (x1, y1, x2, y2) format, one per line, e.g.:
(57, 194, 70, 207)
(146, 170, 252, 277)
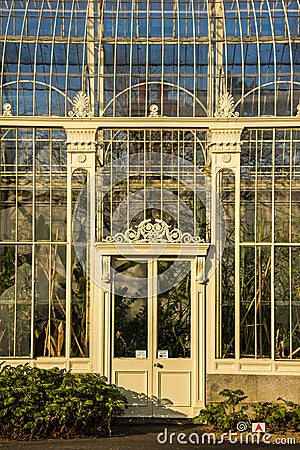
(158, 350, 168, 359)
(135, 350, 147, 359)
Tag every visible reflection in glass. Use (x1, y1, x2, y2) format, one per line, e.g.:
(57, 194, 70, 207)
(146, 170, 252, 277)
(275, 247, 300, 359)
(0, 245, 32, 357)
(34, 245, 66, 357)
(71, 168, 90, 357)
(98, 129, 206, 242)
(216, 169, 235, 358)
(157, 260, 191, 358)
(240, 246, 271, 358)
(113, 260, 148, 358)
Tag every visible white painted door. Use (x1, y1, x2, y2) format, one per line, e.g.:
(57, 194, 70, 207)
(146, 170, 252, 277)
(111, 258, 198, 418)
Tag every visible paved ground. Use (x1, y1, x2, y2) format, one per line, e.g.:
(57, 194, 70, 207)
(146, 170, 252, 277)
(0, 421, 299, 449)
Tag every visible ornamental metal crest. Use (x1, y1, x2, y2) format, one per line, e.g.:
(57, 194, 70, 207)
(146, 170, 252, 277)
(149, 104, 160, 117)
(104, 219, 204, 244)
(2, 103, 12, 116)
(214, 92, 239, 118)
(68, 91, 93, 118)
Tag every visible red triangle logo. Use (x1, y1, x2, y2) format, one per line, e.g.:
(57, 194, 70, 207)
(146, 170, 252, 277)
(255, 424, 263, 432)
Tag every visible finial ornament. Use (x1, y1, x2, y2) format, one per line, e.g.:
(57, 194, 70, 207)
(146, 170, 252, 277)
(68, 91, 93, 118)
(214, 92, 239, 118)
(149, 104, 160, 118)
(2, 103, 12, 116)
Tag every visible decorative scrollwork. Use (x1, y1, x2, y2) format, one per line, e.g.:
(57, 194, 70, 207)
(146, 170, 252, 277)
(68, 91, 93, 118)
(104, 219, 204, 244)
(296, 102, 300, 117)
(214, 92, 239, 118)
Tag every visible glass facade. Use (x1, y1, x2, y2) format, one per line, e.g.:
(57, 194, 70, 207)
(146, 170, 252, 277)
(0, 0, 300, 367)
(1, 1, 300, 117)
(97, 129, 207, 241)
(240, 129, 300, 359)
(0, 128, 67, 357)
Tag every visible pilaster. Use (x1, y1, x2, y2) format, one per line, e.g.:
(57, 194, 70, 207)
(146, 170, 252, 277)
(64, 125, 98, 368)
(207, 124, 244, 368)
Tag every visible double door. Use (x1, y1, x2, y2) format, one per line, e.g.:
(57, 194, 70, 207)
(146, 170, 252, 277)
(110, 257, 200, 417)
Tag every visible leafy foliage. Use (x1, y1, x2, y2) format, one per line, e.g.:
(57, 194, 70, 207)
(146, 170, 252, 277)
(194, 389, 248, 431)
(278, 398, 300, 431)
(252, 401, 287, 431)
(194, 389, 300, 432)
(0, 364, 127, 440)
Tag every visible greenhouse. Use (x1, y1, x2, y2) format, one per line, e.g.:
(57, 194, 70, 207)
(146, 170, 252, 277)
(0, 0, 300, 417)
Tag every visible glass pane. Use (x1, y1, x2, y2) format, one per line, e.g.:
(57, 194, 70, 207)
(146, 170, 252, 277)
(0, 244, 32, 357)
(240, 246, 271, 358)
(291, 248, 300, 359)
(275, 247, 300, 359)
(71, 168, 90, 358)
(157, 260, 191, 358)
(113, 260, 148, 358)
(240, 246, 256, 357)
(16, 245, 32, 357)
(217, 169, 235, 358)
(0, 245, 16, 356)
(71, 253, 90, 358)
(34, 244, 66, 357)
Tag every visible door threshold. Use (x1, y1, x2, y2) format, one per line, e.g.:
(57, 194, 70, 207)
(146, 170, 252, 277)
(114, 417, 194, 426)
(111, 418, 198, 438)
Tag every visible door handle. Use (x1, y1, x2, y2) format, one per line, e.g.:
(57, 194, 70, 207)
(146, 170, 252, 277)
(154, 362, 164, 368)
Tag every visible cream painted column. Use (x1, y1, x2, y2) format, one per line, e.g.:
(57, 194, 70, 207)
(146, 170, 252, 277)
(206, 124, 243, 373)
(64, 125, 99, 372)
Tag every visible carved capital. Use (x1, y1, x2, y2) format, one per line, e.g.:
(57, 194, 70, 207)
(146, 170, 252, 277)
(65, 128, 98, 153)
(208, 128, 243, 153)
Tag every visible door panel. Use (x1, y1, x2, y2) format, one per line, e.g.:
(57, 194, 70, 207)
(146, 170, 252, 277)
(158, 371, 191, 406)
(115, 371, 148, 400)
(111, 259, 153, 416)
(152, 260, 194, 417)
(111, 258, 195, 417)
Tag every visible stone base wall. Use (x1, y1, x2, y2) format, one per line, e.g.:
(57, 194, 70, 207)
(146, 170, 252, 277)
(206, 374, 300, 403)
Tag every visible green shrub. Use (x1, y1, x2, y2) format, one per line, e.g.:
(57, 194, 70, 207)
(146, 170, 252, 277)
(194, 389, 300, 432)
(252, 401, 287, 431)
(194, 389, 249, 431)
(277, 398, 300, 432)
(0, 364, 127, 440)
